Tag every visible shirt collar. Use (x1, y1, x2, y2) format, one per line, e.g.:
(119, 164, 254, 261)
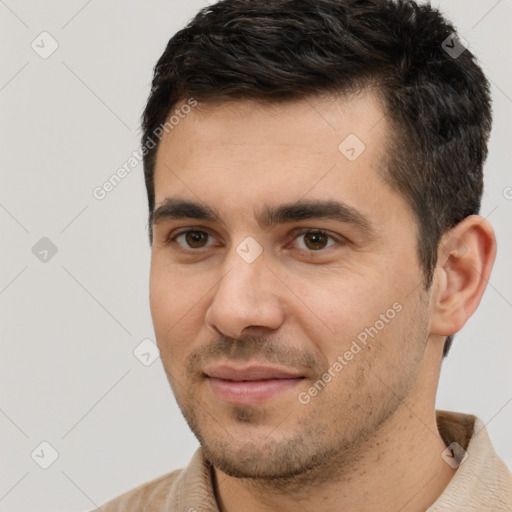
(427, 410, 512, 510)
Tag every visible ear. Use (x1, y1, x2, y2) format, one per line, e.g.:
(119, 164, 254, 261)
(429, 215, 497, 337)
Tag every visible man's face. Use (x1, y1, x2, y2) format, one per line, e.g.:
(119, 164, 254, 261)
(149, 92, 433, 479)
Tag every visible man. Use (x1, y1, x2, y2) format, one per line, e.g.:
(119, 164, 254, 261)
(94, 0, 512, 510)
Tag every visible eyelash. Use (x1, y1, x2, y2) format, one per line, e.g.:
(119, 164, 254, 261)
(165, 228, 345, 253)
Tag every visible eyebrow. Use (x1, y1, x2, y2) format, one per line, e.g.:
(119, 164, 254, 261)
(152, 198, 375, 235)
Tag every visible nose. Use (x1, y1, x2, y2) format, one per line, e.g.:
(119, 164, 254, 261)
(205, 250, 286, 340)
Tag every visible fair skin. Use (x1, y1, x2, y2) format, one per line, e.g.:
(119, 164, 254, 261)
(149, 91, 496, 512)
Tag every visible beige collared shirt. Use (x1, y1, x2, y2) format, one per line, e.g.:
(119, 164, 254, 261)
(93, 410, 512, 511)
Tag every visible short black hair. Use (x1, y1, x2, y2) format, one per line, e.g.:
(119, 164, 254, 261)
(141, 0, 493, 358)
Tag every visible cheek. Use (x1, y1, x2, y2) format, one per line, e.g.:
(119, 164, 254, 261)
(149, 259, 173, 330)
(296, 271, 397, 334)
(149, 258, 210, 360)
(150, 257, 194, 325)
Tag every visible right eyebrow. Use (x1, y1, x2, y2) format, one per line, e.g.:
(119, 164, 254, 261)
(152, 198, 220, 226)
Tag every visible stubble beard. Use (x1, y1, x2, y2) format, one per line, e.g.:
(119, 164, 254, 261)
(171, 368, 407, 493)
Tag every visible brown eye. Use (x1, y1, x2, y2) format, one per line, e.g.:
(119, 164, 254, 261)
(303, 231, 330, 250)
(187, 231, 209, 248)
(294, 230, 338, 251)
(172, 230, 214, 249)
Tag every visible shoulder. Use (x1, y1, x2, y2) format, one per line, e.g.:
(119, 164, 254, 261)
(89, 468, 183, 512)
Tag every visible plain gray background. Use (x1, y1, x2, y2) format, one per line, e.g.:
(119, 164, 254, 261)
(1, 1, 511, 510)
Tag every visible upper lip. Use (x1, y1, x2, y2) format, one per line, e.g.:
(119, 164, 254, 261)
(204, 365, 304, 381)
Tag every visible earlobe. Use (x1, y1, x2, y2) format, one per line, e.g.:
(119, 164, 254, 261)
(429, 215, 497, 338)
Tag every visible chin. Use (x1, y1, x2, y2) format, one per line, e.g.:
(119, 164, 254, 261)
(200, 431, 329, 480)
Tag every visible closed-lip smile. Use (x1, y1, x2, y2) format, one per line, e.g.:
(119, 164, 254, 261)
(204, 365, 305, 405)
(204, 365, 304, 381)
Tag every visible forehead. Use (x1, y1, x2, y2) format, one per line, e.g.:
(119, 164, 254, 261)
(152, 92, 412, 232)
(155, 91, 388, 169)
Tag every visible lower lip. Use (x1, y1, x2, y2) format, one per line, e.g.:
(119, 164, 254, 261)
(207, 377, 304, 405)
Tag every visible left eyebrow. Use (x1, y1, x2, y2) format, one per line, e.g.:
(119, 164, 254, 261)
(152, 197, 376, 236)
(257, 198, 375, 235)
